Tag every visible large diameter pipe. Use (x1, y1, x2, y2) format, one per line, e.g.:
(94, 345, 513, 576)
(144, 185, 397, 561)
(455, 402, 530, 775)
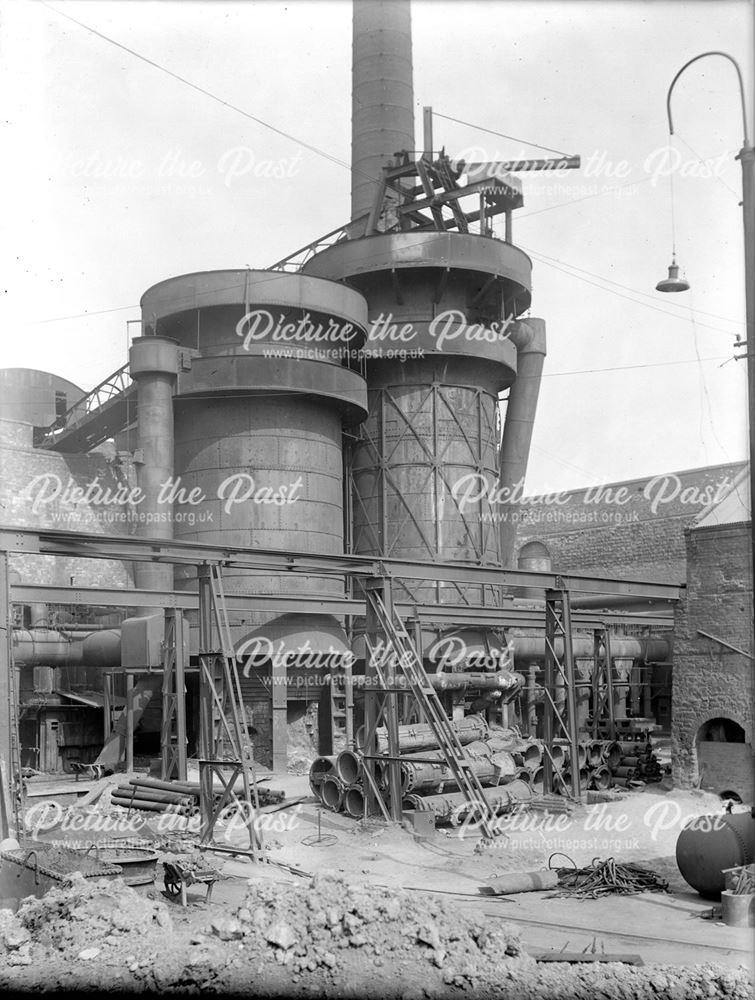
(128, 336, 179, 608)
(401, 740, 492, 762)
(498, 319, 547, 567)
(351, 0, 415, 222)
(367, 715, 488, 754)
(351, 671, 521, 693)
(12, 628, 121, 667)
(309, 756, 337, 796)
(509, 636, 670, 664)
(401, 751, 515, 794)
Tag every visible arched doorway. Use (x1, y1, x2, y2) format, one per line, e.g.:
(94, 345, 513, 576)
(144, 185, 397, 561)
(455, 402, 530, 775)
(695, 716, 753, 802)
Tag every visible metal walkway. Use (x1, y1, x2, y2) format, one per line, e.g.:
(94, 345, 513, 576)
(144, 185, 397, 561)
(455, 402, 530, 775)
(33, 364, 135, 453)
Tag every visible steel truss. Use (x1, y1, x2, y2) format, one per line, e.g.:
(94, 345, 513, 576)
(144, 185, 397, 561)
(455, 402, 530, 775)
(541, 588, 582, 797)
(0, 526, 681, 841)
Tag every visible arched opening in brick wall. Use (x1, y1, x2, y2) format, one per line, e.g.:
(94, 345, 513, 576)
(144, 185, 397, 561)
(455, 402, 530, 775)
(696, 717, 745, 744)
(695, 716, 754, 803)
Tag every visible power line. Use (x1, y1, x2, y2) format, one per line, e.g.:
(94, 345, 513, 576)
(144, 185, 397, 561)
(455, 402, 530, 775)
(39, 2, 371, 183)
(521, 247, 742, 338)
(518, 244, 744, 328)
(517, 172, 656, 221)
(432, 111, 573, 158)
(541, 356, 730, 378)
(33, 303, 140, 325)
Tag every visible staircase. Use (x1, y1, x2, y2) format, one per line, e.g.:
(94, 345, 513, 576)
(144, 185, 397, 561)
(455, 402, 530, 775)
(365, 588, 500, 840)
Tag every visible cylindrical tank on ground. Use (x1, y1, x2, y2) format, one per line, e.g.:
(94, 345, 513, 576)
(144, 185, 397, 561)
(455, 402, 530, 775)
(675, 811, 755, 898)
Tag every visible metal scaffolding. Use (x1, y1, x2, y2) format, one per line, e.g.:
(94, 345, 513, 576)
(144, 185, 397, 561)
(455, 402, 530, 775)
(0, 526, 682, 842)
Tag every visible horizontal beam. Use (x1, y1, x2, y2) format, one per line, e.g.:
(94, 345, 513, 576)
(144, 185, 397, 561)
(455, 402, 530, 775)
(0, 527, 684, 600)
(11, 584, 673, 630)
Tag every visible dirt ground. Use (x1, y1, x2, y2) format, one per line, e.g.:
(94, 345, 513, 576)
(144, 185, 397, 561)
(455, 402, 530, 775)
(1, 775, 752, 998)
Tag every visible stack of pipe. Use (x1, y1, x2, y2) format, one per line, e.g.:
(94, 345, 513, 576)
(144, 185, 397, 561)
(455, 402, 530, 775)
(549, 738, 663, 794)
(607, 740, 662, 787)
(307, 728, 665, 816)
(110, 777, 200, 816)
(307, 719, 539, 823)
(110, 775, 288, 815)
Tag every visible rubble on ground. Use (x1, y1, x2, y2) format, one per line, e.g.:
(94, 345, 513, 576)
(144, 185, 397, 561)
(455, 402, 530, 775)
(10, 872, 172, 952)
(216, 872, 526, 989)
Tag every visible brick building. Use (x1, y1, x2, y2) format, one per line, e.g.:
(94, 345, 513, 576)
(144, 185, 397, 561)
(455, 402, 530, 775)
(514, 461, 753, 801)
(671, 469, 754, 802)
(515, 461, 746, 583)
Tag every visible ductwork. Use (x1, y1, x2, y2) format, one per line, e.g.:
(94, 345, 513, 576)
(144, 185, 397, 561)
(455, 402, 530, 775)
(12, 629, 121, 668)
(509, 635, 671, 663)
(499, 319, 547, 567)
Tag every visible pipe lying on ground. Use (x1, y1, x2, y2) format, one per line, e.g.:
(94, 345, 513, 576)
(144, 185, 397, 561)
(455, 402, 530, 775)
(115, 786, 196, 805)
(335, 749, 363, 786)
(110, 796, 192, 814)
(400, 751, 515, 794)
(128, 777, 202, 794)
(602, 741, 622, 769)
(309, 756, 337, 797)
(320, 775, 345, 812)
(590, 765, 612, 790)
(485, 869, 559, 894)
(342, 784, 365, 818)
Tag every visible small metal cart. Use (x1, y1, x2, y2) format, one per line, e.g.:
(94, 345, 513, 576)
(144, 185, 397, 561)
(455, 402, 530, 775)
(162, 859, 220, 907)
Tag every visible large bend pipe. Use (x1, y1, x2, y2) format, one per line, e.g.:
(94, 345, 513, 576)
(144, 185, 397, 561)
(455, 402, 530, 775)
(12, 628, 121, 667)
(499, 320, 547, 567)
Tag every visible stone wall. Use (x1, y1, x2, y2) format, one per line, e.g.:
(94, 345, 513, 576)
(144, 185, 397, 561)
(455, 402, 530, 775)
(671, 521, 754, 801)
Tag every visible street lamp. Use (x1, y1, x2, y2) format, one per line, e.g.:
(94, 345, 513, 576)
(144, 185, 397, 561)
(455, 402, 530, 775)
(660, 51, 755, 599)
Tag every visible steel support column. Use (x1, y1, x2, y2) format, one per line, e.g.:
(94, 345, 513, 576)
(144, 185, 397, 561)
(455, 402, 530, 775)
(542, 588, 581, 797)
(0, 551, 17, 839)
(161, 609, 188, 781)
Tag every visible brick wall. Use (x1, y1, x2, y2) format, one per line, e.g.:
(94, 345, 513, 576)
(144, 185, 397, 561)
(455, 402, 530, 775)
(515, 462, 745, 582)
(671, 522, 754, 801)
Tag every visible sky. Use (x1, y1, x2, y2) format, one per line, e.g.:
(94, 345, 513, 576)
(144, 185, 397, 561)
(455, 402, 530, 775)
(1, 0, 753, 494)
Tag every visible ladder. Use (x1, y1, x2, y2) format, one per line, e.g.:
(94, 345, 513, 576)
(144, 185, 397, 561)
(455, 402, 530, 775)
(197, 564, 263, 858)
(366, 590, 500, 840)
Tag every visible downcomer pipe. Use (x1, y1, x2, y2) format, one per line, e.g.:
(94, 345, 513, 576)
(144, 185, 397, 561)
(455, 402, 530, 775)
(499, 319, 547, 567)
(351, 0, 415, 222)
(128, 336, 179, 609)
